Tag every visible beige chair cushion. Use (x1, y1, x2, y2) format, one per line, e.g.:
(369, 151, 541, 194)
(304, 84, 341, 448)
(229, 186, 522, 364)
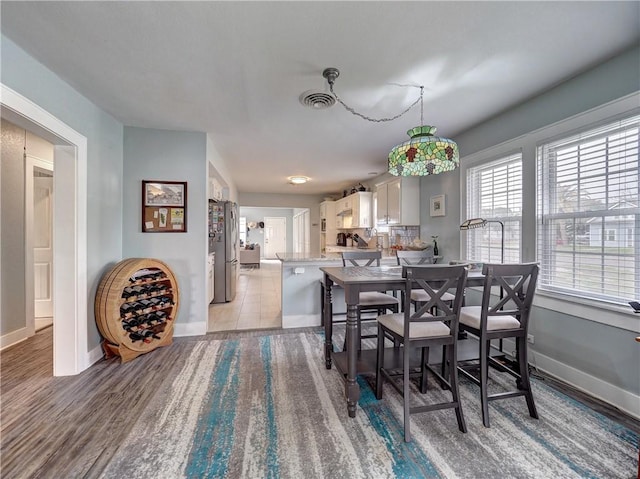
(459, 306, 520, 330)
(378, 313, 450, 339)
(410, 289, 455, 303)
(359, 291, 400, 307)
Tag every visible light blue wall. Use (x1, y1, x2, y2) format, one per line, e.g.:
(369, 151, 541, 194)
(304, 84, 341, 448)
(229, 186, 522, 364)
(424, 45, 640, 265)
(426, 44, 640, 401)
(1, 35, 124, 351)
(123, 127, 208, 335)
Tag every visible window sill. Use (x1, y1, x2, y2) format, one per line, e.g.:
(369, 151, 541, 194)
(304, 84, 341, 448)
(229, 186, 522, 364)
(533, 289, 640, 333)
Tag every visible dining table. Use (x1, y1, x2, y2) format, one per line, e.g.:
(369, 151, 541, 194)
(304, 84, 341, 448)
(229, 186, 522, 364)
(320, 264, 485, 418)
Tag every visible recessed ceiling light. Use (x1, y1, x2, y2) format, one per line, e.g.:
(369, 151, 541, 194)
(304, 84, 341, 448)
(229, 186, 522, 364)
(288, 176, 309, 185)
(368, 172, 378, 176)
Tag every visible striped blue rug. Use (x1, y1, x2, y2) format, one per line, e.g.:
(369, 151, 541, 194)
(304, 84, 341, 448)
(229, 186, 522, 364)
(101, 332, 638, 478)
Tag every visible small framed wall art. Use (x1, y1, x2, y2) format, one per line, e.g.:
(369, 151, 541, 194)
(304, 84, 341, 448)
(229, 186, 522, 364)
(430, 194, 446, 217)
(142, 180, 187, 232)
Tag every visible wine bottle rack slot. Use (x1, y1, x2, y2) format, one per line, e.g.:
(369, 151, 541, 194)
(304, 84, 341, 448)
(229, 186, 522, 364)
(95, 258, 179, 363)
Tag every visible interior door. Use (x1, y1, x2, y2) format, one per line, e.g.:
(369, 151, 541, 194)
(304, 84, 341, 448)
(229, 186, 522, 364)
(264, 217, 287, 258)
(34, 174, 54, 317)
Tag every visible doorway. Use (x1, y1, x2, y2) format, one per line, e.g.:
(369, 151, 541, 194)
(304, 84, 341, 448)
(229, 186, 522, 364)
(26, 140, 55, 334)
(1, 84, 88, 376)
(263, 217, 287, 258)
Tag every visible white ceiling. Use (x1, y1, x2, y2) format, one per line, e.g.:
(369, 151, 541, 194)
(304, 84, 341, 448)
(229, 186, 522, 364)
(2, 2, 638, 196)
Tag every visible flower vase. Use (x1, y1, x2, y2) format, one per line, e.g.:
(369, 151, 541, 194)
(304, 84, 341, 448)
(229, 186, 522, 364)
(433, 239, 439, 256)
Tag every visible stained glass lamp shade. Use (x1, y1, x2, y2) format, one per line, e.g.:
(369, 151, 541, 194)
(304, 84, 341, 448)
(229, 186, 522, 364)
(388, 125, 459, 176)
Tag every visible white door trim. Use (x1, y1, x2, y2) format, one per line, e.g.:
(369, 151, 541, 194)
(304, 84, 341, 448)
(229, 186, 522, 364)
(2, 83, 88, 376)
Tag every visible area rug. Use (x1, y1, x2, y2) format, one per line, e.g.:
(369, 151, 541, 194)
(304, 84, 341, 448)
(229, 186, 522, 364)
(100, 331, 638, 478)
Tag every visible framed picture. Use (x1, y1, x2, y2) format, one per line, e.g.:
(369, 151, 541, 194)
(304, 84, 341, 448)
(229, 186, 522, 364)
(430, 194, 446, 217)
(142, 180, 187, 232)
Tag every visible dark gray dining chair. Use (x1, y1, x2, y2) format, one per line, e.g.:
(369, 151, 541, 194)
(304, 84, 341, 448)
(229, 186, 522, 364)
(396, 249, 455, 311)
(375, 264, 468, 442)
(457, 262, 539, 427)
(341, 251, 400, 350)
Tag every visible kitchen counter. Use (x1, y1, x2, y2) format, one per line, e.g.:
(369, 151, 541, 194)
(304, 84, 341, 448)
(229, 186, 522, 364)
(276, 248, 397, 263)
(276, 248, 398, 329)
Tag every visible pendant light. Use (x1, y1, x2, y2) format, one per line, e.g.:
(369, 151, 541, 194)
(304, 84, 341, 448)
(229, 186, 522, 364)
(316, 68, 459, 177)
(388, 87, 459, 176)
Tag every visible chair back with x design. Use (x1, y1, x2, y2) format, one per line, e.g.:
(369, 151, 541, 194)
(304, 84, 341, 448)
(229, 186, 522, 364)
(480, 263, 538, 331)
(341, 250, 381, 267)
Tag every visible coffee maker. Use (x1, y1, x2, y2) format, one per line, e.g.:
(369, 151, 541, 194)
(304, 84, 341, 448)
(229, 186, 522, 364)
(336, 232, 347, 246)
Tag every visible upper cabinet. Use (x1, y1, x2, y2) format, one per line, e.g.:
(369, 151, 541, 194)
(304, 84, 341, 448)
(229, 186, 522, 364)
(209, 177, 223, 201)
(320, 200, 335, 220)
(376, 177, 420, 225)
(335, 192, 372, 229)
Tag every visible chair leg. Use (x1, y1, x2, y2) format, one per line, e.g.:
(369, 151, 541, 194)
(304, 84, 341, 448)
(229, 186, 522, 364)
(375, 324, 385, 400)
(403, 344, 412, 442)
(449, 343, 467, 433)
(420, 347, 429, 394)
(479, 338, 491, 427)
(440, 345, 450, 390)
(517, 336, 539, 420)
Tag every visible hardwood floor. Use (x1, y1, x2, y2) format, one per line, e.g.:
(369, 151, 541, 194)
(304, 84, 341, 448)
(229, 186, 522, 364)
(2, 327, 638, 477)
(0, 325, 313, 478)
(1, 327, 193, 478)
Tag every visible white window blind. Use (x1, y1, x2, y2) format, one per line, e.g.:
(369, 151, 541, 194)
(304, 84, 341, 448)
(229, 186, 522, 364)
(465, 153, 522, 263)
(537, 114, 640, 304)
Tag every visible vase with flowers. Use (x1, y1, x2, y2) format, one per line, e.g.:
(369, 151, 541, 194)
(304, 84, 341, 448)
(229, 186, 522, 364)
(431, 235, 439, 256)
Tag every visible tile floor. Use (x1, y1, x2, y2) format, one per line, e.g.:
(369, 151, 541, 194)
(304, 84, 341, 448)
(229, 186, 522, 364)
(208, 260, 282, 332)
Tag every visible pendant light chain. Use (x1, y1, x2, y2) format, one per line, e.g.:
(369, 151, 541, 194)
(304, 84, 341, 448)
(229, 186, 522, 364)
(420, 86, 424, 126)
(328, 83, 423, 123)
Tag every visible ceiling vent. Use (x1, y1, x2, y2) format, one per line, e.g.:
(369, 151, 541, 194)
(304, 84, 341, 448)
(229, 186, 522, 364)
(299, 89, 335, 110)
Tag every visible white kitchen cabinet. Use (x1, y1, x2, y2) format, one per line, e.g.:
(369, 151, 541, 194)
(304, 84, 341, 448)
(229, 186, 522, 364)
(319, 200, 334, 219)
(376, 177, 420, 225)
(335, 197, 347, 229)
(335, 192, 372, 229)
(209, 177, 223, 201)
(319, 200, 337, 250)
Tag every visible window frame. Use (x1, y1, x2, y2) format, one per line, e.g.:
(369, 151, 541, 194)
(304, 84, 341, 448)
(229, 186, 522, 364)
(464, 152, 523, 264)
(536, 114, 640, 306)
(459, 93, 639, 333)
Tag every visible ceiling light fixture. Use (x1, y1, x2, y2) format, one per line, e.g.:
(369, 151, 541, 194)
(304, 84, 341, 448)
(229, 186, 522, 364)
(288, 176, 309, 185)
(321, 67, 459, 177)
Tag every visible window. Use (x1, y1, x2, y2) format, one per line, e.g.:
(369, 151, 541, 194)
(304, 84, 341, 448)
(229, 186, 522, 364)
(537, 115, 640, 304)
(465, 153, 522, 263)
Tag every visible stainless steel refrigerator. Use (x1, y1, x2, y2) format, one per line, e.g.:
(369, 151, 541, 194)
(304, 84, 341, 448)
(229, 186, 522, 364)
(209, 200, 238, 303)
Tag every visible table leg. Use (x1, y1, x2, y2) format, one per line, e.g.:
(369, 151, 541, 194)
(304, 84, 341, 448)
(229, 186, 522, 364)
(324, 277, 334, 369)
(345, 302, 360, 417)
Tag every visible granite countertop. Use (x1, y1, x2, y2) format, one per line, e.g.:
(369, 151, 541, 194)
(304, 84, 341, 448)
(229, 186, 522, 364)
(276, 248, 398, 263)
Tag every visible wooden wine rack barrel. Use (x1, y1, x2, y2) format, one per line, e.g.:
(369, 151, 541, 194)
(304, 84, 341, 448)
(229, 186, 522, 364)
(95, 258, 179, 363)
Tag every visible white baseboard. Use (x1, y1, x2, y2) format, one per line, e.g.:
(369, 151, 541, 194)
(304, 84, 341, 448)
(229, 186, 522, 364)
(501, 339, 640, 420)
(532, 350, 640, 420)
(87, 344, 104, 366)
(173, 321, 207, 337)
(282, 314, 321, 329)
(0, 327, 28, 350)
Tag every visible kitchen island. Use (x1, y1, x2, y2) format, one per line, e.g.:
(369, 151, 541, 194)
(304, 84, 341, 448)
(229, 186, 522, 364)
(276, 248, 397, 328)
